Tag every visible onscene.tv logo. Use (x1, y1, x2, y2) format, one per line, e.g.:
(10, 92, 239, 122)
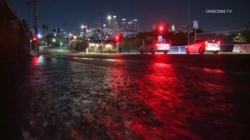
(206, 9, 232, 13)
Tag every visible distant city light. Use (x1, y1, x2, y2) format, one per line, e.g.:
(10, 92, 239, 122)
(113, 15, 116, 19)
(106, 44, 112, 48)
(122, 18, 126, 21)
(52, 38, 56, 42)
(60, 41, 63, 46)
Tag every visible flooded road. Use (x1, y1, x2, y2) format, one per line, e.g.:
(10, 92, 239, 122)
(1, 55, 250, 140)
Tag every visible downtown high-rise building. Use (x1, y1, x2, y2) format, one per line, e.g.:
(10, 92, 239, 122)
(121, 18, 129, 31)
(120, 19, 139, 32)
(111, 16, 118, 33)
(170, 24, 175, 32)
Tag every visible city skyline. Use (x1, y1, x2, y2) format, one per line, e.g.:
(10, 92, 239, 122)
(6, 0, 250, 33)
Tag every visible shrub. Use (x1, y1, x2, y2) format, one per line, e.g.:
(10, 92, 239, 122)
(103, 48, 116, 53)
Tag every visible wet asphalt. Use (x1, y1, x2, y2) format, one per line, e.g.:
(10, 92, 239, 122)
(0, 53, 250, 140)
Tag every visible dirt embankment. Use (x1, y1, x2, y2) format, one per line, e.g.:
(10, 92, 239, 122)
(0, 0, 30, 64)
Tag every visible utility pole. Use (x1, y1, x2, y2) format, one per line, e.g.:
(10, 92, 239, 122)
(27, 0, 41, 56)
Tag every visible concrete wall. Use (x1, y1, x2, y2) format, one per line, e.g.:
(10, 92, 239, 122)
(0, 0, 30, 63)
(232, 44, 250, 52)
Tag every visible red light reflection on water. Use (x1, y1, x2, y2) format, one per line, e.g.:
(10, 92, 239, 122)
(31, 56, 59, 66)
(66, 60, 238, 139)
(97, 62, 201, 139)
(202, 68, 224, 74)
(31, 56, 39, 65)
(135, 63, 196, 139)
(31, 56, 47, 65)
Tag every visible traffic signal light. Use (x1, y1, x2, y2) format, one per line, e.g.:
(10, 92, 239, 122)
(159, 26, 163, 31)
(158, 26, 165, 35)
(29, 32, 37, 43)
(32, 37, 37, 42)
(114, 35, 120, 42)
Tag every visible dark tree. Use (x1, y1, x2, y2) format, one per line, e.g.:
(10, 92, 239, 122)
(189, 28, 204, 41)
(21, 19, 29, 33)
(42, 24, 49, 32)
(171, 32, 188, 46)
(164, 23, 170, 32)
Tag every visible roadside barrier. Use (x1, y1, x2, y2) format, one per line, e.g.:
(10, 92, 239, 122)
(232, 44, 250, 52)
(169, 46, 186, 53)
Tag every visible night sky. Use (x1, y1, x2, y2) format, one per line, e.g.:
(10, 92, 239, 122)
(6, 0, 250, 33)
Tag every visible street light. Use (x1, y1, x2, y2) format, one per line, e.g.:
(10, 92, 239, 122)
(107, 15, 111, 20)
(81, 25, 87, 37)
(37, 34, 42, 38)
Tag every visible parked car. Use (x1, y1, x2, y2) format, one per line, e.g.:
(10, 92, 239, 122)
(139, 41, 170, 54)
(185, 39, 220, 54)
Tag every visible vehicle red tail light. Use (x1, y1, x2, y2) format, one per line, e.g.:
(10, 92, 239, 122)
(217, 41, 220, 45)
(205, 41, 208, 44)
